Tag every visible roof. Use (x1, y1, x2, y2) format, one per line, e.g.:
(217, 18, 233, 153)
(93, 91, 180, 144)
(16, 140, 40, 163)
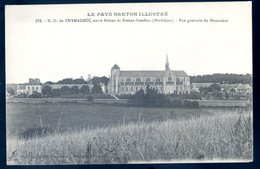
(191, 83, 215, 88)
(119, 70, 189, 77)
(173, 71, 189, 77)
(112, 64, 120, 69)
(237, 84, 252, 90)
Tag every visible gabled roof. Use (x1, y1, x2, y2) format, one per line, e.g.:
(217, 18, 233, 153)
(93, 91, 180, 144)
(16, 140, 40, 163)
(172, 70, 189, 77)
(192, 83, 214, 88)
(119, 70, 189, 77)
(237, 84, 252, 90)
(120, 71, 165, 77)
(112, 64, 120, 69)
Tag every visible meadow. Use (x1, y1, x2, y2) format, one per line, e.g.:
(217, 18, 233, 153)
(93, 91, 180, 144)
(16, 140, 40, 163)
(7, 102, 215, 137)
(6, 101, 253, 164)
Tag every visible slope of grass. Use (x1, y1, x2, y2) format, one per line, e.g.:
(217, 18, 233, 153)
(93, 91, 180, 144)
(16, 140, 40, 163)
(7, 109, 252, 165)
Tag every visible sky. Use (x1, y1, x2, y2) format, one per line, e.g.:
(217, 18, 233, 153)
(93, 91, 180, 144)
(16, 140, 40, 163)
(5, 2, 252, 83)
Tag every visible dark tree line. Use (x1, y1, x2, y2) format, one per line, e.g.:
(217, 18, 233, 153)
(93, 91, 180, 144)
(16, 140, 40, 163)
(190, 73, 252, 84)
(129, 86, 199, 108)
(45, 76, 109, 86)
(42, 85, 102, 97)
(90, 76, 109, 86)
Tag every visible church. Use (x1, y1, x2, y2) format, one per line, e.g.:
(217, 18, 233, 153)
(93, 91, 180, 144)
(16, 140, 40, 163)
(108, 56, 190, 95)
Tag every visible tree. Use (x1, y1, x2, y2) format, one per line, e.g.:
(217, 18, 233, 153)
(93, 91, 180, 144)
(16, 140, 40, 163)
(190, 73, 252, 84)
(129, 86, 169, 107)
(188, 91, 201, 99)
(42, 85, 52, 96)
(91, 76, 109, 86)
(71, 86, 80, 94)
(51, 89, 60, 97)
(208, 83, 221, 92)
(129, 89, 145, 106)
(91, 84, 103, 94)
(60, 86, 71, 95)
(211, 91, 223, 100)
(80, 85, 90, 95)
(7, 87, 15, 95)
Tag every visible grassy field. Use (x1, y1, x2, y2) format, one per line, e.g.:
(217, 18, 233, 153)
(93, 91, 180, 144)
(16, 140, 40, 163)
(6, 102, 253, 164)
(7, 102, 217, 137)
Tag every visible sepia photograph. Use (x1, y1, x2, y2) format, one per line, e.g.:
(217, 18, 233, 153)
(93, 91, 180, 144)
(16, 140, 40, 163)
(5, 2, 252, 165)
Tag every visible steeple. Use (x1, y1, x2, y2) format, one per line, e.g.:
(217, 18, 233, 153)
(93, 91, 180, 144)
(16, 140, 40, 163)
(165, 54, 170, 70)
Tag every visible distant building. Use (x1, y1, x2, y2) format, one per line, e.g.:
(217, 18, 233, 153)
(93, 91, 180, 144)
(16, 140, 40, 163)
(221, 83, 252, 98)
(108, 55, 190, 95)
(191, 83, 220, 93)
(47, 83, 94, 91)
(17, 78, 42, 95)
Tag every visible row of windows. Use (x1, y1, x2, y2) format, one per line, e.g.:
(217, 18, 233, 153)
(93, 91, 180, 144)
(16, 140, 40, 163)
(122, 77, 188, 82)
(26, 86, 40, 90)
(121, 86, 163, 92)
(124, 77, 162, 82)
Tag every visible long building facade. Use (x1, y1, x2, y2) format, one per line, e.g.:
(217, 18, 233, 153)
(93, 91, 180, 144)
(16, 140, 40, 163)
(108, 56, 190, 95)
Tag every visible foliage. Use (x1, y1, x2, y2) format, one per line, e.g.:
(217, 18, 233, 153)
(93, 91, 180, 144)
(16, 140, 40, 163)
(91, 76, 109, 86)
(71, 86, 80, 94)
(128, 89, 145, 106)
(42, 85, 52, 97)
(56, 78, 88, 84)
(129, 86, 199, 107)
(60, 86, 71, 95)
(208, 83, 221, 92)
(190, 73, 252, 84)
(51, 89, 60, 97)
(28, 92, 42, 98)
(7, 87, 15, 95)
(80, 85, 90, 95)
(129, 86, 169, 107)
(211, 91, 223, 100)
(92, 84, 103, 94)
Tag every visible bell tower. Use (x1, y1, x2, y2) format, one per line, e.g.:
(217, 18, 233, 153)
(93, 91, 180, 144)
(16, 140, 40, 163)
(165, 54, 170, 70)
(110, 64, 120, 94)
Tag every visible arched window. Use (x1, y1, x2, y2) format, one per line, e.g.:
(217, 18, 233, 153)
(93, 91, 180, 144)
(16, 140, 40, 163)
(136, 78, 141, 82)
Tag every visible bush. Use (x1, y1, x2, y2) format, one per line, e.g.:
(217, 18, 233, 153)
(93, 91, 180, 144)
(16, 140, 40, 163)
(129, 87, 169, 107)
(28, 92, 41, 98)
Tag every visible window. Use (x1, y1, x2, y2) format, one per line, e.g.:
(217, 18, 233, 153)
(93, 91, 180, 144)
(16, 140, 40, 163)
(131, 87, 133, 91)
(126, 87, 128, 91)
(176, 78, 180, 82)
(136, 87, 138, 91)
(32, 86, 34, 90)
(168, 77, 172, 81)
(126, 78, 131, 82)
(136, 78, 141, 82)
(36, 87, 38, 90)
(146, 78, 151, 82)
(121, 87, 124, 91)
(156, 78, 161, 82)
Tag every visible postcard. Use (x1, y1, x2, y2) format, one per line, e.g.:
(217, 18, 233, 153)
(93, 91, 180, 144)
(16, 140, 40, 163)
(5, 2, 252, 165)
